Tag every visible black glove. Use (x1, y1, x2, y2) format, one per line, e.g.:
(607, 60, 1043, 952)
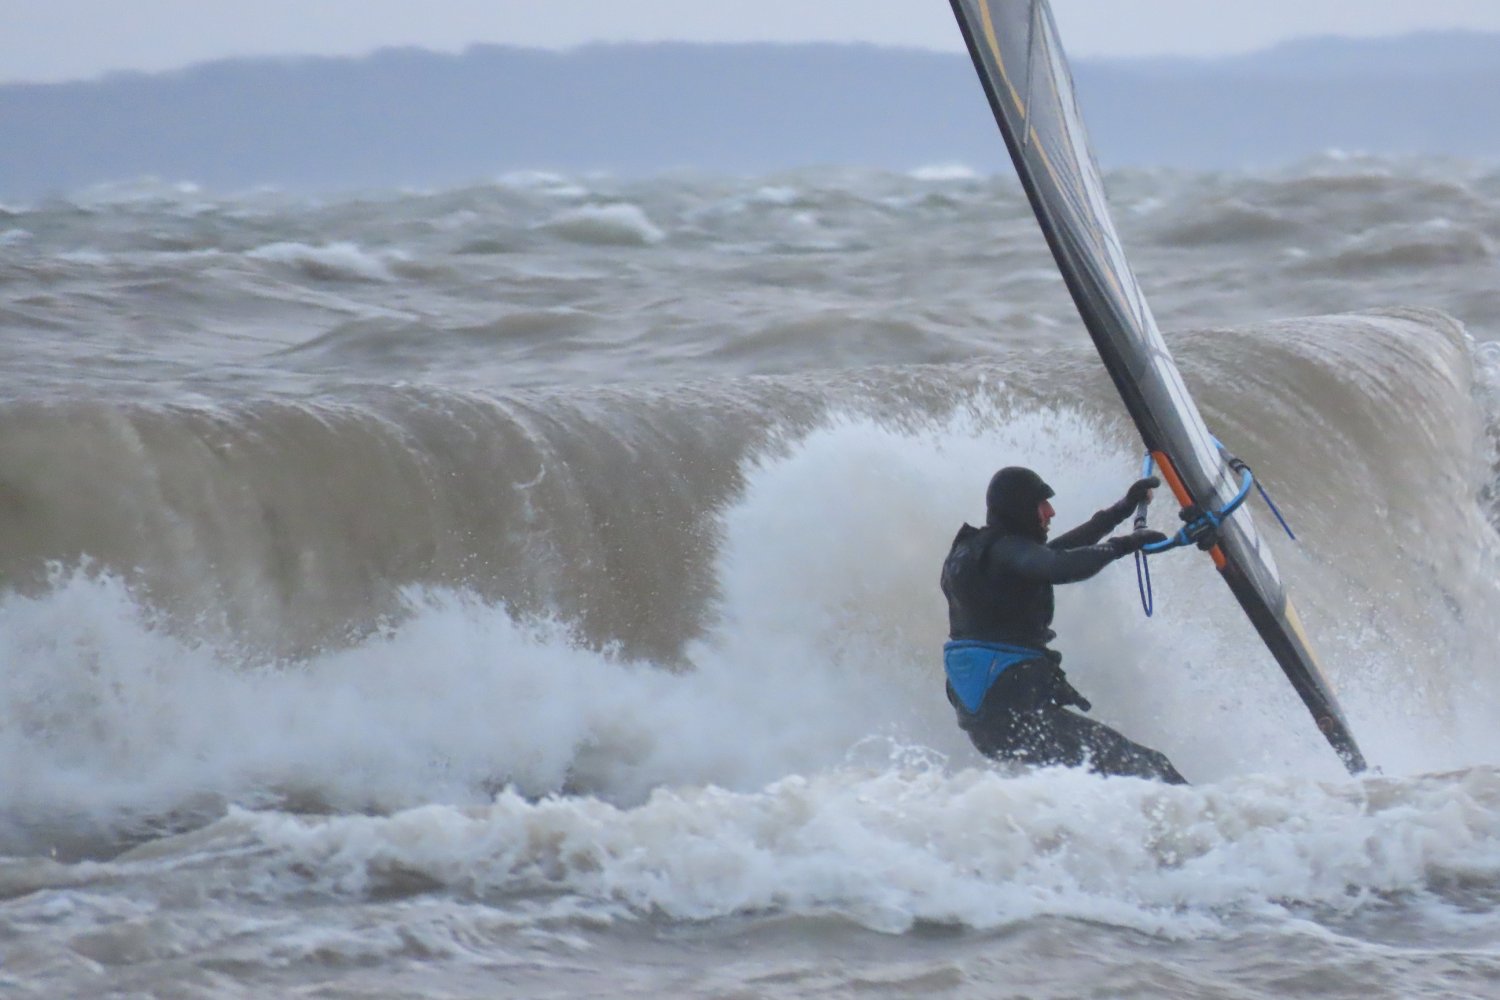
(1109, 528, 1168, 557)
(1123, 475, 1161, 508)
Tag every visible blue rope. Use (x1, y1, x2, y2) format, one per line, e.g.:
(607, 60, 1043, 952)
(1130, 445, 1297, 616)
(1255, 478, 1297, 540)
(1134, 549, 1154, 617)
(1209, 435, 1294, 541)
(1141, 468, 1249, 554)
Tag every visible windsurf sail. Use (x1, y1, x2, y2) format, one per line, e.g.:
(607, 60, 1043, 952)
(947, 0, 1367, 774)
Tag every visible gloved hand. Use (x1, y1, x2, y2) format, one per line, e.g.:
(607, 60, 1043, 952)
(1123, 475, 1161, 508)
(1109, 528, 1168, 557)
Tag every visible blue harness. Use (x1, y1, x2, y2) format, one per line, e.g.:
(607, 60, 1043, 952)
(942, 640, 1047, 713)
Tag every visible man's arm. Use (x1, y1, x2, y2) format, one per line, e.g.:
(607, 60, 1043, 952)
(992, 535, 1122, 585)
(1050, 477, 1160, 550)
(1049, 501, 1132, 550)
(996, 528, 1167, 585)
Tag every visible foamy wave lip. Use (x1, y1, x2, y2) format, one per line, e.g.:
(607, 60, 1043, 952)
(538, 203, 666, 246)
(699, 185, 809, 220)
(233, 765, 1500, 936)
(68, 177, 207, 210)
(246, 241, 406, 282)
(908, 163, 980, 182)
(55, 249, 110, 265)
(0, 228, 33, 246)
(494, 170, 590, 199)
(1326, 218, 1495, 271)
(749, 185, 802, 206)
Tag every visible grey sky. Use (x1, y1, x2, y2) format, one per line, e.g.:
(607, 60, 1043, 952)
(7, 1, 1500, 84)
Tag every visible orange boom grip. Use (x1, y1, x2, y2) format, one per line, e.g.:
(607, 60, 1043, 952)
(1150, 450, 1227, 569)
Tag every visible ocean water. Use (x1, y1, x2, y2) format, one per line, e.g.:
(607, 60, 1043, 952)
(3, 156, 1500, 997)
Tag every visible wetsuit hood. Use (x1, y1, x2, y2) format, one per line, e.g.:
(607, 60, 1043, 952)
(985, 466, 1055, 539)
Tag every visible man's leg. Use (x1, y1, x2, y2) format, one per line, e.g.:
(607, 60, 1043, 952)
(1010, 708, 1188, 784)
(955, 661, 1188, 784)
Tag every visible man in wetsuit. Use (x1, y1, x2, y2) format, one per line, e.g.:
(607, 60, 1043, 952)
(940, 466, 1192, 784)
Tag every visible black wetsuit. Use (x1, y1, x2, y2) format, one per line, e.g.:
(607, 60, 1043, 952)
(940, 468, 1188, 784)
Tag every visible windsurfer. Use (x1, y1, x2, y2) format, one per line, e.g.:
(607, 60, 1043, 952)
(940, 466, 1198, 784)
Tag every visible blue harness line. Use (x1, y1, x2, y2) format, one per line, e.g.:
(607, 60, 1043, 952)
(942, 640, 1047, 713)
(1130, 443, 1297, 615)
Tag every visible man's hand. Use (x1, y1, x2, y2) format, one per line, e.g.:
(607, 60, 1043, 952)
(1124, 476, 1161, 508)
(1109, 528, 1168, 556)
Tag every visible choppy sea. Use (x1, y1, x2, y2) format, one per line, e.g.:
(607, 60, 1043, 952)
(3, 156, 1500, 997)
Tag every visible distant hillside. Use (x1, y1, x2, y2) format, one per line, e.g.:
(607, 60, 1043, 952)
(4, 35, 1500, 199)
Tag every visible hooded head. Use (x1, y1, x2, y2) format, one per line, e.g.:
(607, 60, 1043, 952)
(985, 466, 1055, 540)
